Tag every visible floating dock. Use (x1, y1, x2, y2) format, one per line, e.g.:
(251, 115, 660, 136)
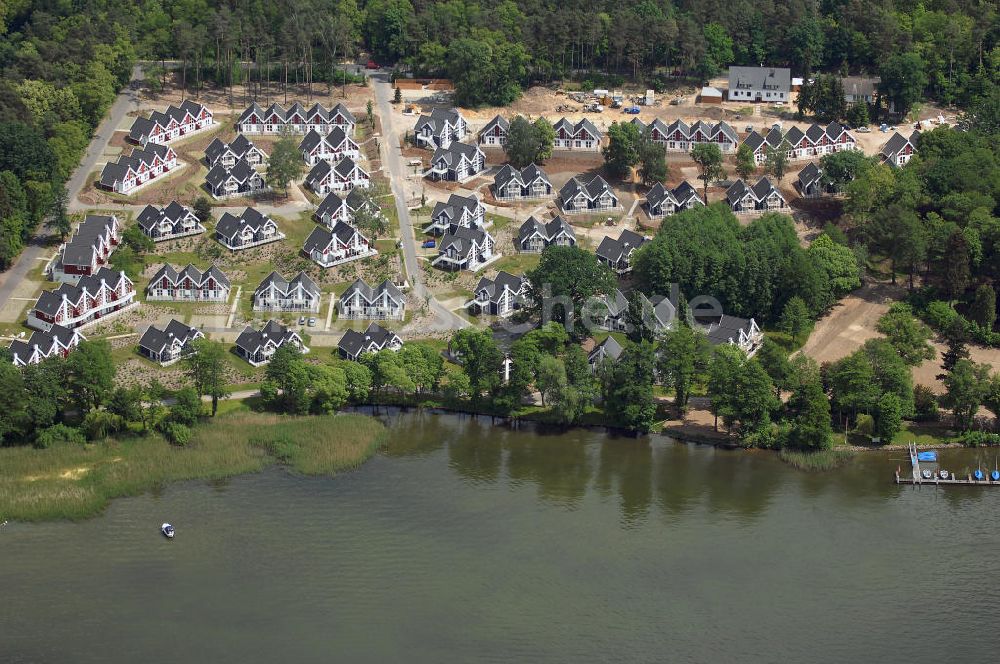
(894, 443, 1000, 486)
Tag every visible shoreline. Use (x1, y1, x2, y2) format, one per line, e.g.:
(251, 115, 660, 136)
(0, 411, 386, 523)
(348, 400, 971, 453)
(1, 399, 986, 524)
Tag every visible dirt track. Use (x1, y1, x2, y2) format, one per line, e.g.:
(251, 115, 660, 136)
(800, 282, 902, 366)
(800, 281, 1000, 391)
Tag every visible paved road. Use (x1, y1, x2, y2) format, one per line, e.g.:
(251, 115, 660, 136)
(0, 65, 145, 308)
(371, 73, 469, 332)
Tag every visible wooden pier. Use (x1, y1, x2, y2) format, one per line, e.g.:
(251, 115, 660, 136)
(894, 443, 1000, 486)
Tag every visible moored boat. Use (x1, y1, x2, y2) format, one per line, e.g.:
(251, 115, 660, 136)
(161, 523, 175, 539)
(939, 470, 950, 480)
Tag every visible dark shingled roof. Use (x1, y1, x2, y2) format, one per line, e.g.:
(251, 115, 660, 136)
(138, 319, 201, 355)
(338, 323, 401, 359)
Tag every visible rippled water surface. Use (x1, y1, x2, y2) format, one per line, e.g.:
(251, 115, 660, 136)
(3, 411, 1000, 662)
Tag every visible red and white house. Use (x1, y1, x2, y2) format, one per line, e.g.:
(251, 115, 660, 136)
(9, 324, 84, 367)
(50, 214, 121, 283)
(299, 128, 360, 166)
(742, 123, 858, 164)
(302, 222, 377, 268)
(478, 115, 510, 147)
(146, 264, 231, 302)
(237, 102, 356, 135)
(632, 119, 739, 153)
(781, 122, 858, 160)
(98, 143, 179, 195)
(127, 100, 215, 146)
(28, 268, 136, 332)
(880, 132, 917, 168)
(552, 118, 602, 151)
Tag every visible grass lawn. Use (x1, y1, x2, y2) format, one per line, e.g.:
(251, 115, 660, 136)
(490, 252, 540, 275)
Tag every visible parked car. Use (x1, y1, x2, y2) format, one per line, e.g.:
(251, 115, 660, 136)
(298, 316, 305, 325)
(857, 126, 871, 133)
(622, 106, 640, 114)
(422, 239, 436, 248)
(366, 60, 380, 70)
(745, 124, 753, 133)
(308, 317, 316, 327)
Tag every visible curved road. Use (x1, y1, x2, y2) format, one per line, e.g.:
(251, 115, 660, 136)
(371, 73, 469, 333)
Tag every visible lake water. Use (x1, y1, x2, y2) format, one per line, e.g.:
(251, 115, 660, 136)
(3, 411, 1000, 662)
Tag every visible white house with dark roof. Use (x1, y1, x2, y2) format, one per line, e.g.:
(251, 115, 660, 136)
(426, 193, 485, 235)
(594, 289, 629, 332)
(699, 314, 763, 357)
(253, 271, 321, 313)
(432, 225, 497, 271)
(725, 177, 787, 214)
(468, 271, 527, 317)
(841, 76, 882, 107)
(49, 214, 121, 283)
(553, 118, 602, 151)
(314, 189, 378, 228)
(728, 66, 791, 102)
(237, 102, 355, 135)
(302, 223, 377, 268)
(28, 268, 136, 332)
(204, 134, 266, 169)
(595, 229, 648, 274)
(215, 208, 284, 250)
(138, 319, 204, 366)
(588, 335, 623, 371)
(645, 181, 704, 218)
(516, 216, 575, 253)
(235, 320, 309, 366)
(479, 115, 510, 147)
(305, 157, 370, 194)
(9, 324, 84, 367)
(560, 175, 620, 214)
(414, 108, 468, 149)
(492, 163, 552, 201)
(127, 100, 214, 146)
(205, 157, 267, 199)
(796, 162, 826, 198)
(99, 142, 179, 195)
(146, 264, 230, 302)
(137, 202, 205, 242)
(338, 279, 406, 320)
(426, 142, 486, 182)
(880, 132, 917, 168)
(338, 323, 402, 361)
(299, 128, 360, 166)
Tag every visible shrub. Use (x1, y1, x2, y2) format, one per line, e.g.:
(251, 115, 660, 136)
(34, 424, 86, 449)
(161, 422, 192, 446)
(913, 385, 940, 421)
(82, 411, 124, 441)
(959, 431, 1000, 447)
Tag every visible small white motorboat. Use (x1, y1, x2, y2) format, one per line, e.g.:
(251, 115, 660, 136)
(921, 469, 934, 480)
(939, 470, 950, 480)
(161, 523, 175, 539)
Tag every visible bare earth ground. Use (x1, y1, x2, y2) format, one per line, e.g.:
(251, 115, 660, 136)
(800, 281, 1000, 391)
(397, 82, 926, 158)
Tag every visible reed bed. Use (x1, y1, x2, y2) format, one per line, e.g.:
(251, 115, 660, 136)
(778, 448, 856, 471)
(0, 413, 384, 521)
